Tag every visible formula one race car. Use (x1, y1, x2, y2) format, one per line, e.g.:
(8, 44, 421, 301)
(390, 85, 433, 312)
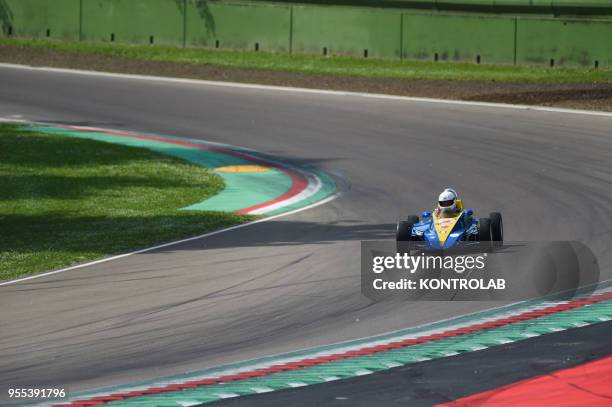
(396, 199, 503, 251)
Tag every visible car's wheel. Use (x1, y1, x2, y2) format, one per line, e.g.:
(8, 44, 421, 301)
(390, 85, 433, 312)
(397, 216, 419, 253)
(397, 221, 414, 241)
(489, 212, 503, 243)
(478, 217, 491, 242)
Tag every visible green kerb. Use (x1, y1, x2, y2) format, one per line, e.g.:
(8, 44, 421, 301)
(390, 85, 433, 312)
(103, 300, 612, 406)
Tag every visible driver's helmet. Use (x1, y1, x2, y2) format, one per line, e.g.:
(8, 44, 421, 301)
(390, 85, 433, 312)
(438, 188, 458, 213)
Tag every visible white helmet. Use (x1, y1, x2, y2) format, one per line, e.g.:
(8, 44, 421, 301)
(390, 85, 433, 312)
(438, 188, 458, 213)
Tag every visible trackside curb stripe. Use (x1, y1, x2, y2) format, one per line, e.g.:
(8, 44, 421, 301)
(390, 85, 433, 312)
(50, 291, 612, 407)
(58, 125, 316, 216)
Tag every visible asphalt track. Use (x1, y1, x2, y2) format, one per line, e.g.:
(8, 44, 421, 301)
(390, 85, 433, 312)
(1, 65, 612, 401)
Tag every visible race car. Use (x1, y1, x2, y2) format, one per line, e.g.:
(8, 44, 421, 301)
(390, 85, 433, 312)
(396, 198, 503, 251)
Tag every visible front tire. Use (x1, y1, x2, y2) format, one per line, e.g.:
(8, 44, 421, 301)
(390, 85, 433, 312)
(397, 215, 419, 253)
(397, 216, 418, 242)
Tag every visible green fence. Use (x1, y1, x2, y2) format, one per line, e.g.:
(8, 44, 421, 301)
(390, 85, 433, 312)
(402, 14, 516, 64)
(1, 0, 611, 67)
(81, 0, 184, 45)
(292, 7, 402, 59)
(0, 0, 80, 39)
(517, 18, 612, 67)
(185, 3, 292, 51)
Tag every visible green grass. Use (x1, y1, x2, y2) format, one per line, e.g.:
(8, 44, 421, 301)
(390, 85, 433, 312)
(0, 124, 252, 280)
(2, 37, 611, 83)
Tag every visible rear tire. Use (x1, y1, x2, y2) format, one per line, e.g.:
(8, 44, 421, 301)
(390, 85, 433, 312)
(489, 212, 503, 243)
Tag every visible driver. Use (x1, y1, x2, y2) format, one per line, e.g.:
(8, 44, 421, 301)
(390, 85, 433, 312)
(436, 188, 460, 216)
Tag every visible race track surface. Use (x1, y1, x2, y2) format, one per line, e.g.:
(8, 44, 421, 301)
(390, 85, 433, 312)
(1, 65, 611, 398)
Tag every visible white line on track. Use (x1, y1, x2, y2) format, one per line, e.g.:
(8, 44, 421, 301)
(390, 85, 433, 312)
(1, 63, 612, 117)
(0, 193, 339, 287)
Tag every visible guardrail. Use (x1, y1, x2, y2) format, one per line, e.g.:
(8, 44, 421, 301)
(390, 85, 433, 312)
(0, 0, 610, 68)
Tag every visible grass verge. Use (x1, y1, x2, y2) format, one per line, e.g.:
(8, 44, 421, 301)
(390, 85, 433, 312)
(1, 37, 611, 84)
(0, 124, 253, 281)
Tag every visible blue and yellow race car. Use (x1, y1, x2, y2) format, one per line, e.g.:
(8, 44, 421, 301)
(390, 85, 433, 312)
(396, 199, 503, 251)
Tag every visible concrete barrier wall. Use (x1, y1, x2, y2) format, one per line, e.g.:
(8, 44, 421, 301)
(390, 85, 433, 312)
(81, 0, 184, 45)
(517, 18, 612, 67)
(1, 0, 80, 39)
(402, 14, 516, 64)
(1, 0, 611, 67)
(186, 2, 292, 52)
(292, 7, 402, 59)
